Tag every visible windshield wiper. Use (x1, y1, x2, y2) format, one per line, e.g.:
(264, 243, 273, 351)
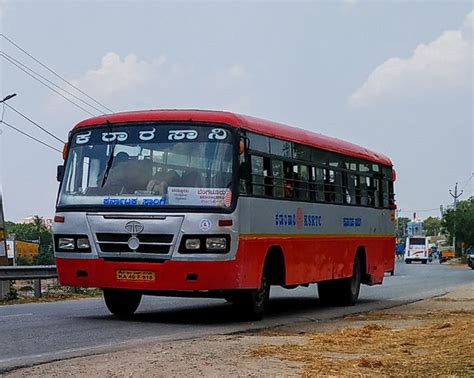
(100, 121, 117, 188)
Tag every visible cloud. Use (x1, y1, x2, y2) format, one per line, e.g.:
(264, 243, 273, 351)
(72, 52, 168, 99)
(348, 11, 473, 108)
(56, 52, 254, 114)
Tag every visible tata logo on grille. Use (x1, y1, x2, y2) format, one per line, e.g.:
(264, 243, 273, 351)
(125, 221, 144, 235)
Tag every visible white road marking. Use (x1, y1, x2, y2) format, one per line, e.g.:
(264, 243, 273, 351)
(0, 313, 34, 319)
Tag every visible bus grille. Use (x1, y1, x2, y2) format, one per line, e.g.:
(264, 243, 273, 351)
(96, 233, 173, 254)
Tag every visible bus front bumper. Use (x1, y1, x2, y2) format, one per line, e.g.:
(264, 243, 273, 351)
(55, 257, 258, 291)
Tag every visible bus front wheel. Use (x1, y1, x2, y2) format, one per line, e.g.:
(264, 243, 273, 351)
(318, 256, 361, 306)
(231, 268, 270, 320)
(103, 288, 142, 318)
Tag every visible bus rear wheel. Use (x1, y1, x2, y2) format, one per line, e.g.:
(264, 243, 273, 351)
(318, 256, 361, 306)
(103, 288, 142, 318)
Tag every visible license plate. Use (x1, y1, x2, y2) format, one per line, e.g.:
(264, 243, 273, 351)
(116, 270, 155, 281)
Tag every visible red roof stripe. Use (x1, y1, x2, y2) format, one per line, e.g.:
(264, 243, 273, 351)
(73, 110, 392, 166)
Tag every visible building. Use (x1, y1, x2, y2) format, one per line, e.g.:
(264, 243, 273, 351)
(17, 216, 53, 229)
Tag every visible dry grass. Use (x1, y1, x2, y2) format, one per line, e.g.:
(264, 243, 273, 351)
(252, 310, 474, 376)
(0, 289, 101, 305)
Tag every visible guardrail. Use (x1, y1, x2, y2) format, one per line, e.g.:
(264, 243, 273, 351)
(0, 265, 58, 298)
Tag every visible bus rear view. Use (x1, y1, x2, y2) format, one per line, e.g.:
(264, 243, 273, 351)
(404, 237, 429, 264)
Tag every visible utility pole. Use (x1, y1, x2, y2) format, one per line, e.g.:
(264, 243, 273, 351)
(449, 182, 463, 255)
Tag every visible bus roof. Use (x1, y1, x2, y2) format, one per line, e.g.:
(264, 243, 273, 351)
(74, 109, 392, 166)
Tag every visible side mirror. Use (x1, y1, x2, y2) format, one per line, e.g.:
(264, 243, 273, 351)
(57, 165, 65, 182)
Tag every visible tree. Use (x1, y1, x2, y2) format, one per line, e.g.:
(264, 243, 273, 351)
(396, 217, 410, 239)
(5, 217, 54, 265)
(423, 216, 441, 236)
(442, 197, 474, 254)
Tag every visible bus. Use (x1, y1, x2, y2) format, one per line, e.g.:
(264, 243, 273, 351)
(404, 236, 429, 264)
(53, 110, 396, 319)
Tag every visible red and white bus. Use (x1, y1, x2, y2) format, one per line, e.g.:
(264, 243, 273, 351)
(54, 110, 396, 319)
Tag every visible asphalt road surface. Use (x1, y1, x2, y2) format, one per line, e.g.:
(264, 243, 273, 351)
(0, 261, 472, 371)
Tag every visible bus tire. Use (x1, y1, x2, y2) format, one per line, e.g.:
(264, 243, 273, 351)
(234, 267, 270, 320)
(405, 260, 412, 264)
(103, 288, 142, 318)
(422, 259, 428, 264)
(318, 256, 361, 306)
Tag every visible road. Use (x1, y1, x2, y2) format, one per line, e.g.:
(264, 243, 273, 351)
(0, 261, 472, 372)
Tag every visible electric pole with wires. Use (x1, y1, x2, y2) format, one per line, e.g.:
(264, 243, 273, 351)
(449, 182, 463, 255)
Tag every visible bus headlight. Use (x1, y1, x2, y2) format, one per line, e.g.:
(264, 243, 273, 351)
(77, 238, 91, 250)
(179, 235, 230, 254)
(58, 238, 74, 250)
(55, 235, 92, 252)
(185, 238, 201, 250)
(206, 237, 227, 250)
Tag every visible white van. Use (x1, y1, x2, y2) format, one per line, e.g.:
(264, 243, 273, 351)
(404, 237, 429, 264)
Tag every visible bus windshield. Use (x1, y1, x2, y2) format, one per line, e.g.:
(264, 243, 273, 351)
(58, 124, 235, 209)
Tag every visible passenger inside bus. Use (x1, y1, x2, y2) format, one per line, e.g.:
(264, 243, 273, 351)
(181, 169, 204, 187)
(146, 169, 181, 195)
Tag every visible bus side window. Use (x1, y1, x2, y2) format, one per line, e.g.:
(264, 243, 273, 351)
(251, 155, 265, 196)
(353, 174, 361, 205)
(272, 160, 284, 198)
(388, 180, 395, 207)
(299, 164, 310, 200)
(345, 172, 356, 205)
(373, 177, 380, 207)
(309, 166, 316, 201)
(283, 162, 295, 198)
(239, 154, 249, 195)
(383, 179, 390, 208)
(360, 176, 368, 205)
(367, 176, 376, 206)
(315, 167, 324, 201)
(324, 169, 336, 202)
(334, 170, 343, 203)
(263, 157, 272, 197)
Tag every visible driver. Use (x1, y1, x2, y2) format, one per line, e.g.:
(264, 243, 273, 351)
(146, 169, 181, 195)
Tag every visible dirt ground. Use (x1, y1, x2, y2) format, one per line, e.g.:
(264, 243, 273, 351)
(5, 283, 473, 377)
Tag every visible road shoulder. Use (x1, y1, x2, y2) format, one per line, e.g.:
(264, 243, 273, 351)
(5, 283, 473, 377)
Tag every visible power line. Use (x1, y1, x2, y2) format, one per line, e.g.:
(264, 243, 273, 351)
(459, 174, 473, 192)
(0, 50, 106, 115)
(4, 103, 64, 144)
(0, 120, 62, 153)
(0, 52, 96, 117)
(0, 33, 114, 113)
(399, 208, 440, 213)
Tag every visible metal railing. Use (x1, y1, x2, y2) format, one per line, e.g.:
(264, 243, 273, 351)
(0, 265, 57, 298)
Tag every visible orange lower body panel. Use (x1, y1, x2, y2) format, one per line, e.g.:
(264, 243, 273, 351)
(56, 236, 394, 291)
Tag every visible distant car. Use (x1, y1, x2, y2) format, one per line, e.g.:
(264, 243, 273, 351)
(466, 247, 474, 270)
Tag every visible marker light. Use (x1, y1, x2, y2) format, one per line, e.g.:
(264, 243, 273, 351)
(54, 215, 65, 223)
(62, 143, 68, 160)
(218, 219, 233, 227)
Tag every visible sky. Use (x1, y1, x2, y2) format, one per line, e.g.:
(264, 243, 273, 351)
(0, 0, 472, 222)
